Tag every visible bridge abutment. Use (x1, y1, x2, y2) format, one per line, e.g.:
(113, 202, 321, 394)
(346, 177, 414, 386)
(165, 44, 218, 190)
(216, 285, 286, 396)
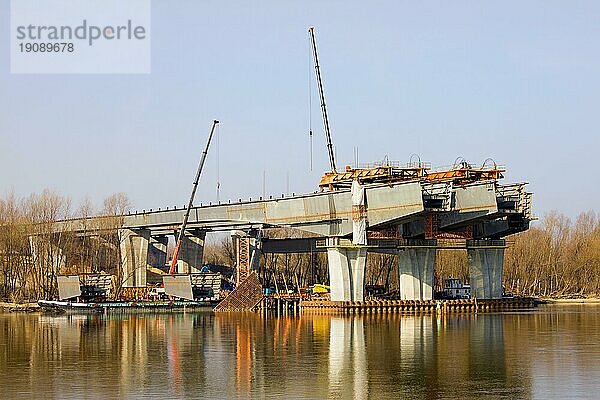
(398, 240, 437, 300)
(326, 238, 367, 302)
(467, 239, 505, 299)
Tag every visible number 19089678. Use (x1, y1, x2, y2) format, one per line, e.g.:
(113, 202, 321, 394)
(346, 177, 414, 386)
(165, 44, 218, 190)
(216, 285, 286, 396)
(19, 42, 74, 52)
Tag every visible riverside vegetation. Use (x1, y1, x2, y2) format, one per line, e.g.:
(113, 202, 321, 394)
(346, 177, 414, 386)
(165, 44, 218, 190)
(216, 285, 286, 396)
(1, 190, 598, 302)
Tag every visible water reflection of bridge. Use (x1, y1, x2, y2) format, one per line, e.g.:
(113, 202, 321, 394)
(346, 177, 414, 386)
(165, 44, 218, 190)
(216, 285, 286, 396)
(215, 313, 533, 399)
(11, 310, 600, 398)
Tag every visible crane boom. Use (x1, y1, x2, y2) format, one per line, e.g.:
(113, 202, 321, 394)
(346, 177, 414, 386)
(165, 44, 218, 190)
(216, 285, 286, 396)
(168, 119, 219, 275)
(308, 27, 337, 173)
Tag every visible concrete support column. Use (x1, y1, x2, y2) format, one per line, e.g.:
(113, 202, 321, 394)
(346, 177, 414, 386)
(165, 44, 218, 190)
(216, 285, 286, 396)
(177, 230, 205, 274)
(28, 235, 66, 274)
(88, 235, 118, 273)
(326, 238, 367, 302)
(119, 228, 150, 287)
(467, 239, 505, 299)
(148, 235, 168, 271)
(398, 240, 437, 300)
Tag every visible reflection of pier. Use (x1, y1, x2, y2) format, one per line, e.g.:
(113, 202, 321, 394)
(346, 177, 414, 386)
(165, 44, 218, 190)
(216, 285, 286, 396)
(328, 317, 367, 399)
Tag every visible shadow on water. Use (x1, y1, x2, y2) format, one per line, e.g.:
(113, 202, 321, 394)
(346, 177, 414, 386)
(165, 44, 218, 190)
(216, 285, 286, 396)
(1, 305, 600, 399)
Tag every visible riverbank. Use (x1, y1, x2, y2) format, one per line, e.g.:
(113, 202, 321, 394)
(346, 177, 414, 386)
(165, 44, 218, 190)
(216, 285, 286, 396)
(0, 302, 40, 312)
(4, 297, 600, 314)
(541, 298, 600, 304)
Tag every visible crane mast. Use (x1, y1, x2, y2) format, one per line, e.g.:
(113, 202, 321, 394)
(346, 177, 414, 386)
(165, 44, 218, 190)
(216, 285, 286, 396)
(168, 119, 219, 275)
(308, 27, 337, 173)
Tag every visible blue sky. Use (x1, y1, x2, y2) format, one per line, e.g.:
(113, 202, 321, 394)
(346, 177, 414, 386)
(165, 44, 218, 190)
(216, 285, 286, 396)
(1, 1, 599, 218)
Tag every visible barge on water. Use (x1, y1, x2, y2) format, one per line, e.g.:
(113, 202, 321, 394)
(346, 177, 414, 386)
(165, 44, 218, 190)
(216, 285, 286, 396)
(38, 273, 228, 313)
(38, 299, 213, 313)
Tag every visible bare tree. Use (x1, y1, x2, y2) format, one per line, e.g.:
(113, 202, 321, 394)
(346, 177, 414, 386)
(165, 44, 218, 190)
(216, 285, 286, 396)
(98, 193, 131, 295)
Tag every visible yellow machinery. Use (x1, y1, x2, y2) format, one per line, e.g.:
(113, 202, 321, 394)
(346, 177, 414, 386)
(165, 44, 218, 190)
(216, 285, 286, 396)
(311, 284, 330, 294)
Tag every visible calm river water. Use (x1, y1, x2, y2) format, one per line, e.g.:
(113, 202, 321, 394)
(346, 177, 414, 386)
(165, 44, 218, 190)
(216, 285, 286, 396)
(1, 305, 599, 399)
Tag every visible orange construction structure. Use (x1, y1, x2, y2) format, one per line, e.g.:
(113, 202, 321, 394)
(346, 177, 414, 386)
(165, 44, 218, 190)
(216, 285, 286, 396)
(319, 159, 505, 191)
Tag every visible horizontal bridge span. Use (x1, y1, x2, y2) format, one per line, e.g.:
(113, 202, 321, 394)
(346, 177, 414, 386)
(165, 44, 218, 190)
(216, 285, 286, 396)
(122, 181, 425, 236)
(48, 180, 531, 239)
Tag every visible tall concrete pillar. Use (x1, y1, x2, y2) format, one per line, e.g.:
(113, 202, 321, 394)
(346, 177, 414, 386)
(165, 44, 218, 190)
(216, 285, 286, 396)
(88, 235, 118, 273)
(28, 235, 66, 275)
(120, 228, 150, 287)
(398, 241, 437, 300)
(177, 230, 206, 274)
(468, 239, 505, 299)
(148, 235, 168, 271)
(327, 239, 367, 302)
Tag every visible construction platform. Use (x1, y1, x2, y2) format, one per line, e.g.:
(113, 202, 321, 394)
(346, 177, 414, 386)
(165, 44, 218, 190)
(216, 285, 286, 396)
(300, 298, 537, 313)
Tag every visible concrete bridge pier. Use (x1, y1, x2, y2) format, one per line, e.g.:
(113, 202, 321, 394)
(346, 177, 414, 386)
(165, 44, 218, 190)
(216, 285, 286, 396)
(28, 235, 67, 274)
(148, 235, 168, 271)
(119, 228, 151, 288)
(398, 240, 437, 300)
(326, 238, 367, 302)
(177, 230, 206, 274)
(467, 239, 505, 299)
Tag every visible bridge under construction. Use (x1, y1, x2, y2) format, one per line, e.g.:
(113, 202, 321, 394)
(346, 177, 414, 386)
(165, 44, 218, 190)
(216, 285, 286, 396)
(32, 27, 533, 308)
(45, 158, 531, 304)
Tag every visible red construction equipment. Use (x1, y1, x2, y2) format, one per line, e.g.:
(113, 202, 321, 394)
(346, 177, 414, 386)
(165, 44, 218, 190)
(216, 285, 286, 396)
(168, 120, 219, 275)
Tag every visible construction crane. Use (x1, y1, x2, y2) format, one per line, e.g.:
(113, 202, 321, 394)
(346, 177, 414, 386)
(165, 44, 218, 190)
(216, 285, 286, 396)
(168, 119, 219, 275)
(308, 26, 337, 173)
